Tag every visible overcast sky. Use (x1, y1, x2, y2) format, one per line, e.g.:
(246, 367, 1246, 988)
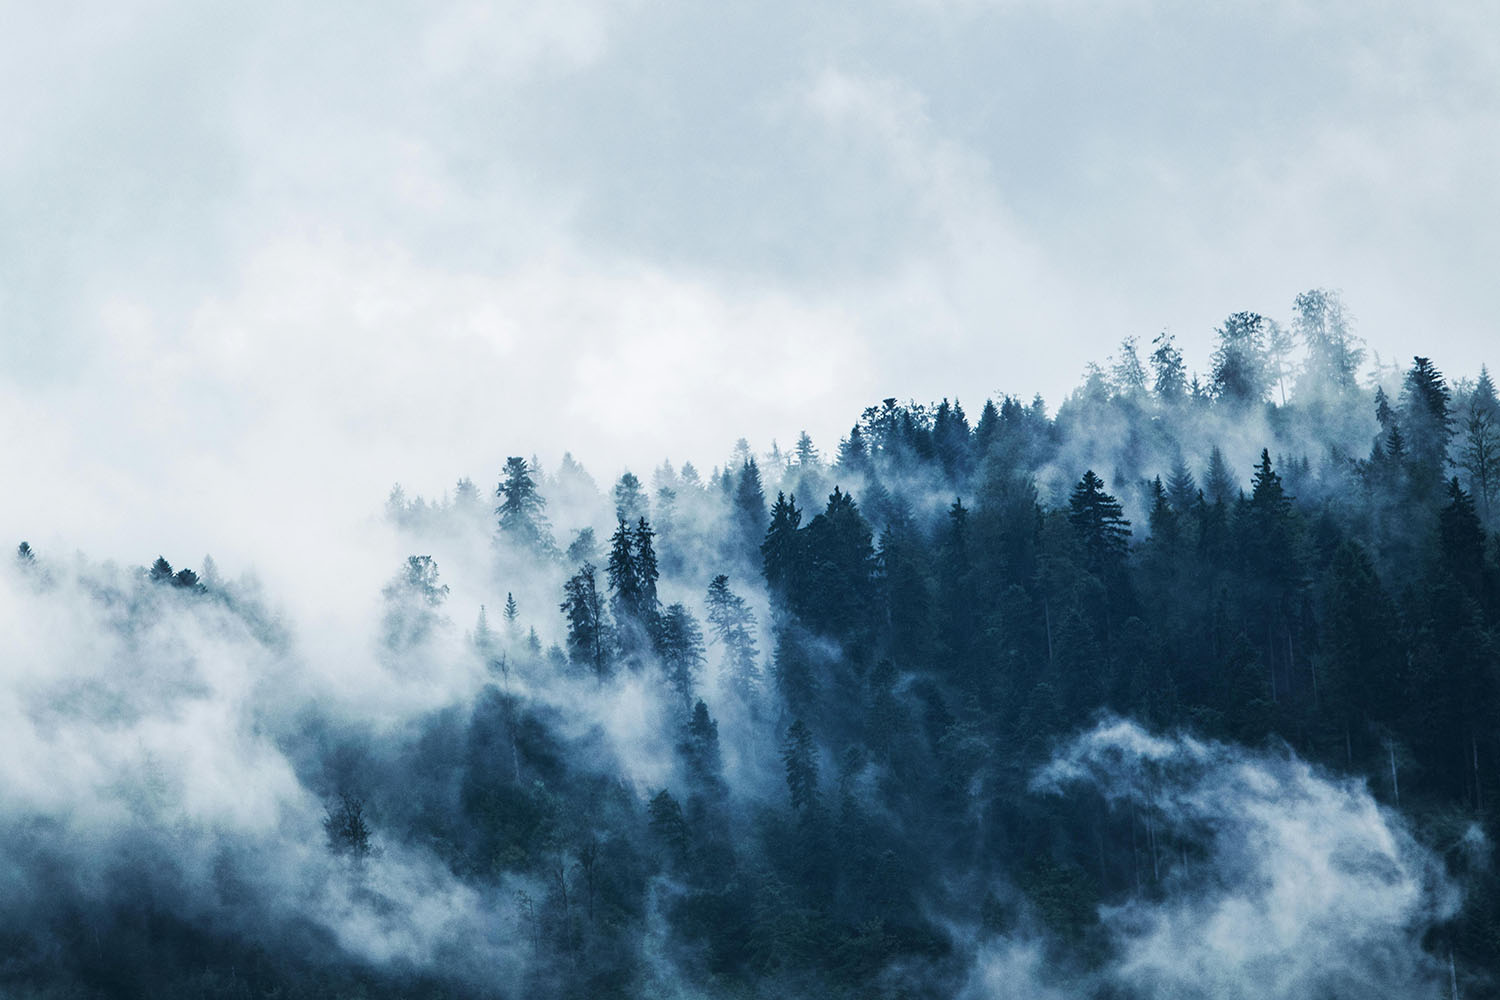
(3, 0, 1498, 573)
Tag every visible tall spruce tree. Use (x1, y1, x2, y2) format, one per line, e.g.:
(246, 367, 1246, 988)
(1067, 471, 1131, 571)
(496, 456, 554, 554)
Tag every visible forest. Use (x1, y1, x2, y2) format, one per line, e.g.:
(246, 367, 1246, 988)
(5, 289, 1500, 998)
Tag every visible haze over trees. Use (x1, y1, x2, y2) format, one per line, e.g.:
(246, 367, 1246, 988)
(6, 289, 1500, 999)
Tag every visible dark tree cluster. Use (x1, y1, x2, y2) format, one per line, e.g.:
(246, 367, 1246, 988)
(9, 294, 1500, 999)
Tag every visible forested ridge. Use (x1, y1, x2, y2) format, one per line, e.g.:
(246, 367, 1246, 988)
(7, 292, 1500, 998)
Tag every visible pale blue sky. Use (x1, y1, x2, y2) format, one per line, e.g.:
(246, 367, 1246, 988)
(3, 0, 1497, 565)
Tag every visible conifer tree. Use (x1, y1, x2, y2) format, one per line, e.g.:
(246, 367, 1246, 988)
(1204, 446, 1237, 505)
(733, 459, 767, 563)
(503, 592, 520, 636)
(658, 604, 706, 709)
(1150, 331, 1187, 403)
(1165, 456, 1198, 513)
(496, 456, 555, 554)
(781, 719, 818, 815)
(1399, 356, 1453, 502)
(1067, 471, 1131, 570)
(705, 574, 761, 700)
(1210, 311, 1269, 406)
(761, 491, 804, 604)
(561, 562, 610, 678)
(614, 472, 647, 524)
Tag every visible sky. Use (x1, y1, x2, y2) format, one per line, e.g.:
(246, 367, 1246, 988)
(3, 0, 1498, 575)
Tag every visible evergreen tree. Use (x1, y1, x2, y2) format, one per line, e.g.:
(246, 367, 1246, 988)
(634, 517, 662, 634)
(936, 498, 977, 680)
(800, 488, 878, 642)
(681, 700, 725, 796)
(1399, 356, 1453, 501)
(974, 398, 1001, 455)
(1460, 391, 1499, 521)
(658, 604, 707, 709)
(781, 720, 818, 815)
(474, 605, 498, 661)
(1439, 478, 1486, 599)
(836, 425, 870, 475)
(1165, 456, 1198, 513)
(733, 459, 767, 564)
(561, 562, 610, 677)
(496, 456, 555, 554)
(794, 431, 820, 468)
(1292, 288, 1363, 395)
(1067, 471, 1131, 571)
(149, 556, 175, 583)
(1319, 542, 1402, 762)
(614, 472, 647, 523)
(382, 555, 450, 649)
(761, 491, 804, 605)
(1150, 331, 1187, 403)
(566, 527, 599, 565)
(1210, 311, 1269, 406)
(879, 510, 933, 671)
(1204, 446, 1237, 505)
(705, 574, 761, 701)
(503, 591, 520, 628)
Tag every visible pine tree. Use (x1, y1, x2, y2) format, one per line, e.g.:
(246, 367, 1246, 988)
(149, 556, 175, 583)
(801, 487, 878, 641)
(1210, 311, 1269, 406)
(936, 498, 976, 679)
(1067, 471, 1131, 570)
(705, 574, 761, 700)
(1399, 356, 1453, 502)
(836, 425, 870, 475)
(382, 555, 450, 649)
(1204, 446, 1237, 505)
(503, 592, 520, 636)
(566, 527, 599, 565)
(1460, 393, 1499, 521)
(561, 562, 610, 678)
(1150, 331, 1187, 403)
(781, 719, 818, 815)
(634, 517, 662, 638)
(794, 431, 820, 468)
(761, 491, 804, 604)
(880, 510, 933, 670)
(1165, 456, 1198, 513)
(496, 456, 554, 553)
(1320, 541, 1402, 763)
(974, 398, 1001, 455)
(1292, 288, 1363, 395)
(474, 605, 498, 661)
(658, 604, 706, 709)
(733, 459, 767, 563)
(614, 472, 647, 523)
(1110, 337, 1148, 398)
(1439, 478, 1486, 598)
(681, 699, 724, 795)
